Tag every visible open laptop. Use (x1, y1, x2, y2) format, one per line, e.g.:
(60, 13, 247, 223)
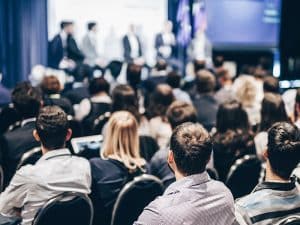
(71, 135, 103, 155)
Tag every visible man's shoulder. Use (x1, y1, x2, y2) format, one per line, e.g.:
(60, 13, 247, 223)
(235, 189, 274, 209)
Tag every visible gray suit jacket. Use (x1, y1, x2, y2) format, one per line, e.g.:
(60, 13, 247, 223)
(81, 33, 98, 66)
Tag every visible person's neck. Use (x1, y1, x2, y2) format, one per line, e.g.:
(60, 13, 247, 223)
(265, 162, 290, 183)
(174, 170, 185, 181)
(94, 92, 108, 97)
(41, 145, 65, 155)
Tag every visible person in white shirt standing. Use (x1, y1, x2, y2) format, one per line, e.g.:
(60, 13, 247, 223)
(122, 24, 143, 62)
(0, 106, 91, 225)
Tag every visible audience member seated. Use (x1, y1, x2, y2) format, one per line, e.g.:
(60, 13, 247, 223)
(89, 111, 146, 225)
(143, 59, 168, 92)
(104, 60, 123, 90)
(235, 122, 300, 225)
(149, 101, 198, 187)
(233, 75, 261, 128)
(255, 93, 289, 159)
(193, 70, 218, 131)
(0, 73, 11, 108)
(63, 65, 90, 105)
(135, 123, 236, 225)
(0, 82, 42, 185)
(166, 71, 192, 103)
(263, 75, 280, 94)
(40, 75, 74, 115)
(0, 106, 91, 225)
(75, 77, 111, 134)
(147, 84, 174, 149)
(294, 89, 300, 129)
(109, 84, 150, 136)
(213, 101, 256, 181)
(215, 68, 235, 104)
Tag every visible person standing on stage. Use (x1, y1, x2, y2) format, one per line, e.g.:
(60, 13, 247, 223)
(155, 21, 176, 60)
(122, 24, 143, 63)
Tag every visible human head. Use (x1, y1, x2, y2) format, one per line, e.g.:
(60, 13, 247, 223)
(266, 122, 300, 180)
(126, 63, 142, 89)
(216, 101, 250, 133)
(168, 123, 212, 176)
(87, 22, 97, 32)
(193, 60, 206, 73)
(233, 75, 257, 107)
(196, 70, 216, 94)
(155, 59, 168, 71)
(164, 21, 173, 33)
(107, 60, 123, 79)
(89, 77, 110, 96)
(263, 76, 279, 94)
(216, 68, 232, 87)
(12, 82, 42, 119)
(147, 84, 174, 118)
(213, 56, 224, 68)
(167, 101, 197, 129)
(34, 106, 71, 151)
(101, 111, 145, 170)
(166, 71, 181, 89)
(40, 75, 61, 95)
(60, 21, 74, 34)
(112, 85, 140, 122)
(260, 93, 288, 131)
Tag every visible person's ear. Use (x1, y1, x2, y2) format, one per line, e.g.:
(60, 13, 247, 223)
(33, 129, 41, 142)
(167, 150, 175, 166)
(263, 149, 269, 160)
(65, 128, 73, 142)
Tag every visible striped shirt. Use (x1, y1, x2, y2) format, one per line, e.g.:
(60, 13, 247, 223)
(134, 172, 236, 225)
(235, 182, 300, 225)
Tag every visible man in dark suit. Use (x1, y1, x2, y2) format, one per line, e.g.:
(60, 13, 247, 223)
(155, 21, 176, 60)
(193, 70, 219, 132)
(0, 82, 42, 186)
(122, 25, 143, 62)
(48, 21, 84, 69)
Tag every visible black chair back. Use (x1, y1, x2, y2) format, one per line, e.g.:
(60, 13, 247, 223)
(139, 136, 159, 162)
(111, 174, 164, 225)
(207, 167, 219, 180)
(278, 216, 300, 225)
(226, 155, 262, 199)
(17, 147, 42, 170)
(68, 116, 83, 138)
(32, 192, 93, 225)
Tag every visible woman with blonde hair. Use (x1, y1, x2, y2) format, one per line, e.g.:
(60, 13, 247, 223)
(90, 111, 146, 225)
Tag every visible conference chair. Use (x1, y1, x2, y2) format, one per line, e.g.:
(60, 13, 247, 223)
(139, 136, 159, 162)
(17, 147, 42, 170)
(32, 192, 93, 225)
(111, 174, 164, 225)
(278, 216, 300, 225)
(93, 111, 111, 134)
(206, 167, 219, 180)
(68, 115, 83, 138)
(226, 154, 262, 199)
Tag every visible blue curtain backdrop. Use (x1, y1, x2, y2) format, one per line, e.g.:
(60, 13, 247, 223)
(0, 0, 48, 88)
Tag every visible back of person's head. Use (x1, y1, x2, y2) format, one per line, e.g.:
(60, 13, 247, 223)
(74, 64, 91, 82)
(12, 82, 42, 119)
(89, 77, 110, 96)
(260, 93, 288, 131)
(112, 85, 140, 121)
(107, 60, 123, 79)
(216, 101, 250, 133)
(148, 84, 174, 118)
(195, 70, 216, 94)
(166, 71, 181, 89)
(87, 22, 97, 31)
(167, 101, 197, 129)
(126, 63, 142, 89)
(193, 60, 206, 73)
(40, 75, 61, 95)
(216, 68, 231, 84)
(170, 123, 212, 175)
(102, 111, 145, 171)
(213, 56, 224, 68)
(155, 59, 168, 71)
(267, 122, 300, 180)
(233, 75, 257, 107)
(35, 106, 70, 150)
(263, 76, 279, 94)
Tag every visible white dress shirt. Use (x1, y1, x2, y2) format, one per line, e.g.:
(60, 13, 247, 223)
(128, 34, 139, 59)
(0, 149, 91, 225)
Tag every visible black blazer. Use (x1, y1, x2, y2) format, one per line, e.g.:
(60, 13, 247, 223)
(0, 121, 39, 186)
(48, 34, 64, 69)
(89, 158, 144, 225)
(66, 35, 85, 63)
(63, 86, 90, 105)
(122, 35, 142, 62)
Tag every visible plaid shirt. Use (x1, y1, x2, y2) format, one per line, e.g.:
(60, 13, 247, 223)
(134, 172, 236, 225)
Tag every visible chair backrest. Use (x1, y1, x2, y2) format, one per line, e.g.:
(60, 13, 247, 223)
(206, 167, 219, 180)
(226, 154, 262, 199)
(278, 216, 300, 225)
(17, 147, 42, 170)
(32, 192, 93, 225)
(111, 174, 164, 225)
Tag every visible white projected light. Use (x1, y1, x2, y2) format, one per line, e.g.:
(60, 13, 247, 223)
(48, 0, 167, 65)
